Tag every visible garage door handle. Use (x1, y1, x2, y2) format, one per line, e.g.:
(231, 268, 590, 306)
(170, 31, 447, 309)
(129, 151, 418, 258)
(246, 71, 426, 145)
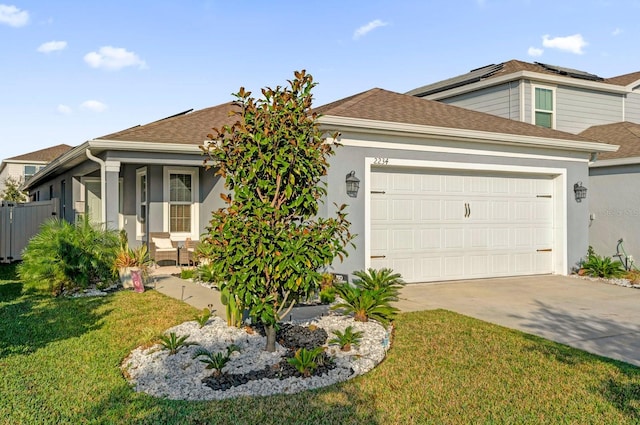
(537, 249, 552, 252)
(464, 203, 470, 218)
(371, 255, 386, 259)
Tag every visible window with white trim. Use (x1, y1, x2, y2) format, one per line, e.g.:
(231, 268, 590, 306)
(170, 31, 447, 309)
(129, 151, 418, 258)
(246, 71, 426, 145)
(136, 167, 147, 237)
(533, 86, 554, 128)
(163, 167, 199, 237)
(24, 165, 43, 180)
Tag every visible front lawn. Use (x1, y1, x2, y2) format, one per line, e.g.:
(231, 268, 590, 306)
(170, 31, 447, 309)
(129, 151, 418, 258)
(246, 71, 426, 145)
(1, 264, 639, 424)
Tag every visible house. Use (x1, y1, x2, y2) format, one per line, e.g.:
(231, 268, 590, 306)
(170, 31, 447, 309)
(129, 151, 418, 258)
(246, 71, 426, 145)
(406, 59, 640, 134)
(23, 88, 615, 283)
(406, 59, 640, 265)
(580, 122, 640, 262)
(0, 144, 72, 201)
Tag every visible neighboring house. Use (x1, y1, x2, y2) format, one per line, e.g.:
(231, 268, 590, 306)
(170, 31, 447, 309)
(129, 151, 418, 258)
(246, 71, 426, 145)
(580, 122, 640, 262)
(0, 144, 72, 201)
(406, 59, 640, 265)
(24, 89, 615, 283)
(406, 59, 640, 134)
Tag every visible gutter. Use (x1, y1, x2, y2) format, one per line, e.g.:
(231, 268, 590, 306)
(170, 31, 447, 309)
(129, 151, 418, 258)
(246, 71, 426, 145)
(85, 148, 106, 226)
(318, 115, 619, 154)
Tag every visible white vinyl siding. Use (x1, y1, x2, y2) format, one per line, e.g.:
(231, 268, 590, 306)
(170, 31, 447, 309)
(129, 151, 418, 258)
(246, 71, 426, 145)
(163, 166, 199, 239)
(625, 92, 640, 124)
(441, 82, 520, 120)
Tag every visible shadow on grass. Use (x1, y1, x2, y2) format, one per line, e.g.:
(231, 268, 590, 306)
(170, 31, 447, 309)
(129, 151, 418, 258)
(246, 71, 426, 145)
(0, 279, 111, 359)
(80, 380, 379, 425)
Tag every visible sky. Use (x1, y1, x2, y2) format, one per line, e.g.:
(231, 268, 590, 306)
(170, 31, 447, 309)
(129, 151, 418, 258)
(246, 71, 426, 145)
(1, 0, 639, 160)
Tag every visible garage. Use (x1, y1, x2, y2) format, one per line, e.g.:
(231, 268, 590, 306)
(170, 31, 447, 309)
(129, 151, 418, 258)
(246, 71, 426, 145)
(369, 167, 556, 283)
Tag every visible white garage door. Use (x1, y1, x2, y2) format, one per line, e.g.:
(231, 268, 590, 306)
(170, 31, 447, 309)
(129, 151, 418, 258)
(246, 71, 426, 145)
(370, 168, 554, 283)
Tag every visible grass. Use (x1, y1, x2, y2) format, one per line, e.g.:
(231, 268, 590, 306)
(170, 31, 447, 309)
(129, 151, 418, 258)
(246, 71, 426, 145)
(1, 263, 639, 424)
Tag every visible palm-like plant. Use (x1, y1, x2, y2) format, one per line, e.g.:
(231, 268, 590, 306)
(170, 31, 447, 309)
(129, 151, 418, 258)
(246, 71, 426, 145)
(331, 268, 405, 326)
(329, 325, 364, 351)
(353, 268, 404, 294)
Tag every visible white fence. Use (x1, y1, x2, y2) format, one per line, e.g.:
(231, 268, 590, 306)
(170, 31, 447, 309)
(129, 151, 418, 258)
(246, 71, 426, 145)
(0, 199, 58, 263)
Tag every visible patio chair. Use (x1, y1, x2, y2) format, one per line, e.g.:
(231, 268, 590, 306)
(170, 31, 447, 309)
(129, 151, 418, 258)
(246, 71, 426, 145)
(183, 237, 198, 265)
(149, 232, 178, 266)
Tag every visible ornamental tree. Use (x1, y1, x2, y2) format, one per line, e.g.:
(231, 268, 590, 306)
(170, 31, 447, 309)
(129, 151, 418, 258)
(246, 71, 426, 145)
(202, 70, 354, 352)
(1, 176, 27, 202)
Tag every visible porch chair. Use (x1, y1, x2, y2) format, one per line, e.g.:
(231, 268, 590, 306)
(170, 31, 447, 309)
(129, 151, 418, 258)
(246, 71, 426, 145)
(149, 232, 178, 266)
(183, 237, 198, 266)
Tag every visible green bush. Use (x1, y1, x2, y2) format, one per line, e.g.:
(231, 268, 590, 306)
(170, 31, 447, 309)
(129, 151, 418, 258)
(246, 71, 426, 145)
(332, 268, 405, 326)
(319, 286, 336, 304)
(196, 262, 217, 283)
(582, 254, 625, 278)
(180, 268, 196, 280)
(18, 217, 120, 296)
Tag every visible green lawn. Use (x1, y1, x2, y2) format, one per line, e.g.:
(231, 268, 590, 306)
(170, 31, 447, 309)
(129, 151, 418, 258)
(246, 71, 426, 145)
(1, 264, 639, 424)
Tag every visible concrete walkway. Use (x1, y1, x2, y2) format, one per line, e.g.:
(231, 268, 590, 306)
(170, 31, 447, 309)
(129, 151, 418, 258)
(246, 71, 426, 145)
(148, 266, 329, 322)
(396, 275, 640, 367)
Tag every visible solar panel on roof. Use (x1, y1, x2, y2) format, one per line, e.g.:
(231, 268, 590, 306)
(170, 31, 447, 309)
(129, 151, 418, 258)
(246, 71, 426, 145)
(406, 63, 504, 97)
(535, 62, 603, 81)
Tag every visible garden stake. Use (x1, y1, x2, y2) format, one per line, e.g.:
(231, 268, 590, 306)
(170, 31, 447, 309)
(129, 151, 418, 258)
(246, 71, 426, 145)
(181, 285, 185, 301)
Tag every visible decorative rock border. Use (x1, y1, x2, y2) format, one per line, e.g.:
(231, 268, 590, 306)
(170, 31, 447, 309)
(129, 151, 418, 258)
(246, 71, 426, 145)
(122, 314, 391, 400)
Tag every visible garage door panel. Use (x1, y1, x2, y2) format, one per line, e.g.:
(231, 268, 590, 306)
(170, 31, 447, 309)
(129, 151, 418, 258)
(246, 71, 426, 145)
(420, 229, 442, 250)
(370, 169, 554, 283)
(391, 199, 414, 221)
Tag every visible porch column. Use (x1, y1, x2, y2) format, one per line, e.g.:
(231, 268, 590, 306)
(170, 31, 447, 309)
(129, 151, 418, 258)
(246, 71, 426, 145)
(104, 160, 121, 230)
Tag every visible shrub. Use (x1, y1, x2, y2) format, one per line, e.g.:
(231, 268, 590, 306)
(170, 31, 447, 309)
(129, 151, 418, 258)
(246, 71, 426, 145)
(286, 347, 325, 377)
(625, 270, 640, 285)
(319, 286, 336, 304)
(181, 268, 196, 280)
(582, 254, 625, 278)
(196, 262, 217, 283)
(158, 332, 197, 355)
(194, 308, 212, 328)
(18, 217, 120, 296)
(329, 326, 364, 351)
(331, 268, 405, 326)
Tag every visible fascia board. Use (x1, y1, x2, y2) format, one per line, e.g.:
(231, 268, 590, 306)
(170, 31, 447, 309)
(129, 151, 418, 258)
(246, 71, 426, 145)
(589, 156, 640, 168)
(23, 140, 204, 190)
(318, 115, 619, 153)
(423, 71, 630, 100)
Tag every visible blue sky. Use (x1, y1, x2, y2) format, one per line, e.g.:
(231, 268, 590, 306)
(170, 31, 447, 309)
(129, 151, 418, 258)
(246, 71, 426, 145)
(1, 0, 639, 160)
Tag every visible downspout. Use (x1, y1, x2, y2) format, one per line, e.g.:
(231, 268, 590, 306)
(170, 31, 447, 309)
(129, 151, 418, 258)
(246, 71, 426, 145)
(85, 148, 107, 227)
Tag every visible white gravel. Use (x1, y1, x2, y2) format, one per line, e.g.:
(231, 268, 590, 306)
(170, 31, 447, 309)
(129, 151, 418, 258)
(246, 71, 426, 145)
(122, 314, 391, 400)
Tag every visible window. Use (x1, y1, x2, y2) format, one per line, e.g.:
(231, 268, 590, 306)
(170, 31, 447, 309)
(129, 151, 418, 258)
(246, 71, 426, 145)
(164, 167, 199, 237)
(136, 168, 147, 237)
(24, 165, 43, 180)
(533, 86, 554, 128)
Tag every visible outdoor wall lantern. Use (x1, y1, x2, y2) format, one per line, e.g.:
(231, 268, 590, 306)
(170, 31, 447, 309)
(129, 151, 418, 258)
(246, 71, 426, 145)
(574, 181, 587, 202)
(346, 171, 360, 198)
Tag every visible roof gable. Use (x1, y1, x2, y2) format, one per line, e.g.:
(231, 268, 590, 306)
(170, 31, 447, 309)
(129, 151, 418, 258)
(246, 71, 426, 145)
(5, 144, 73, 162)
(317, 88, 595, 143)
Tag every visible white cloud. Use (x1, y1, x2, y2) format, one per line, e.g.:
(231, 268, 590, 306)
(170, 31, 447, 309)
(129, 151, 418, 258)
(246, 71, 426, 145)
(542, 34, 587, 54)
(528, 46, 544, 57)
(83, 46, 147, 70)
(80, 100, 107, 112)
(612, 28, 623, 36)
(57, 104, 72, 115)
(0, 4, 29, 27)
(353, 19, 388, 40)
(37, 40, 67, 53)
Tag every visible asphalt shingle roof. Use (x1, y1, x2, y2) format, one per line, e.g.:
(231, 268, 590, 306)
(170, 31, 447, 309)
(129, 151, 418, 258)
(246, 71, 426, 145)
(98, 102, 240, 144)
(317, 88, 596, 143)
(6, 144, 73, 162)
(580, 122, 640, 160)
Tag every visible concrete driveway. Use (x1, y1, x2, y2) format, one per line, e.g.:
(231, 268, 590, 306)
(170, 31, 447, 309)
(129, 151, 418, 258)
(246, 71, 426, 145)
(396, 275, 640, 367)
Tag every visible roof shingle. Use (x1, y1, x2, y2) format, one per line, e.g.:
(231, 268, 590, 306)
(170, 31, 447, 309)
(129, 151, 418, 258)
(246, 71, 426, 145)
(6, 144, 73, 162)
(317, 88, 596, 143)
(98, 102, 240, 144)
(580, 122, 640, 160)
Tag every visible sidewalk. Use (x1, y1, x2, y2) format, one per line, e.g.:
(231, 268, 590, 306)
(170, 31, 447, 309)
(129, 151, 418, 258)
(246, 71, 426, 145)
(148, 266, 329, 322)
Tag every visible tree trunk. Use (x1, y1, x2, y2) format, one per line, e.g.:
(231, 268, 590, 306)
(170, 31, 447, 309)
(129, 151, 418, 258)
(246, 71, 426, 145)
(264, 324, 277, 352)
